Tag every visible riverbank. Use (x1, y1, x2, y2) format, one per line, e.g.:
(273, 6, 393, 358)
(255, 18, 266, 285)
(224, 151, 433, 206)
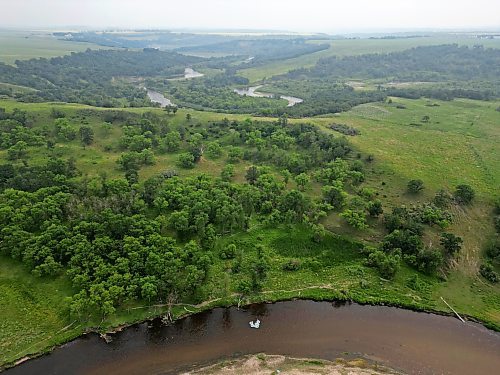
(3, 284, 499, 372)
(7, 300, 500, 374)
(181, 354, 401, 375)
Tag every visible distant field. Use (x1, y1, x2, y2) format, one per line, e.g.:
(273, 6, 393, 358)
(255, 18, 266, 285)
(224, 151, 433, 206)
(239, 35, 500, 82)
(0, 30, 108, 65)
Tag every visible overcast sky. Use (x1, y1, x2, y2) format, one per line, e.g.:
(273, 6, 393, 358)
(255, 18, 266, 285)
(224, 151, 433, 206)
(1, 0, 499, 32)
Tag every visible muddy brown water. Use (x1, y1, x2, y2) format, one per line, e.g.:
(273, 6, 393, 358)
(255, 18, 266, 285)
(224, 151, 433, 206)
(6, 301, 500, 375)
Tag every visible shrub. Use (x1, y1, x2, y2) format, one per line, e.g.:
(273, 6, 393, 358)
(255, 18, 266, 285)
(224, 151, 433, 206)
(486, 239, 500, 263)
(220, 244, 236, 260)
(407, 179, 424, 194)
(454, 184, 475, 204)
(367, 200, 383, 217)
(177, 152, 195, 168)
(340, 209, 368, 230)
(282, 259, 301, 271)
(440, 233, 463, 256)
(479, 264, 498, 283)
(434, 189, 452, 208)
(365, 249, 401, 279)
(406, 248, 443, 274)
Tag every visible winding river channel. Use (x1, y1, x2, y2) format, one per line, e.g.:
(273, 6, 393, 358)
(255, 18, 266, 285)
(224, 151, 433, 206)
(7, 300, 500, 375)
(234, 85, 303, 107)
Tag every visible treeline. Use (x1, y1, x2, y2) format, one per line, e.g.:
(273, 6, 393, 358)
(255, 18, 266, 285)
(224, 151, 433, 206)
(263, 79, 387, 116)
(177, 39, 330, 63)
(285, 45, 500, 82)
(0, 49, 202, 107)
(152, 73, 288, 114)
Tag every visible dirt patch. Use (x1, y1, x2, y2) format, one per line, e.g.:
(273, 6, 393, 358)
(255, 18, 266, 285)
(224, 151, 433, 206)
(181, 354, 402, 375)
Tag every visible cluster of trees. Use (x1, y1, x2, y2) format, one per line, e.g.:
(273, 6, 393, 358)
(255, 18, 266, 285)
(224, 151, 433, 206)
(274, 44, 500, 104)
(151, 73, 288, 114)
(0, 49, 201, 107)
(363, 183, 477, 279)
(287, 45, 500, 82)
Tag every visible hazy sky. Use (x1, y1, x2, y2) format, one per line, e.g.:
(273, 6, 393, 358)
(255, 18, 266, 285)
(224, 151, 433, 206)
(1, 0, 499, 32)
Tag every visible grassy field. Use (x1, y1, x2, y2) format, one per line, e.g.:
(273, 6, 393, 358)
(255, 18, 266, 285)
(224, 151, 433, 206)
(239, 36, 500, 82)
(0, 97, 499, 367)
(0, 30, 108, 65)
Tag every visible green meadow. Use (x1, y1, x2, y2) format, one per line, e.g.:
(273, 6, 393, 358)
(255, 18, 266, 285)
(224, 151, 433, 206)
(0, 30, 107, 65)
(1, 96, 499, 366)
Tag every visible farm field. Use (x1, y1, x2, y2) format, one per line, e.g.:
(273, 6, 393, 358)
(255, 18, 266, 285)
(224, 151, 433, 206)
(239, 35, 500, 82)
(0, 30, 107, 65)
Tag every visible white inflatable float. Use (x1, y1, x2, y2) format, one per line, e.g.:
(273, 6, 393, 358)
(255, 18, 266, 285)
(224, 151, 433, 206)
(249, 319, 261, 329)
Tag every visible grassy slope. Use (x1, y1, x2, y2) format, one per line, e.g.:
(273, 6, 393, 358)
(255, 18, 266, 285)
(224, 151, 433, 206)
(0, 256, 80, 365)
(0, 98, 499, 367)
(0, 30, 108, 65)
(239, 36, 500, 82)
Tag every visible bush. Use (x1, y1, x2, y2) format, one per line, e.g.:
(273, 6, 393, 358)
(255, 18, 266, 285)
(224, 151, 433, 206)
(365, 249, 401, 279)
(440, 233, 463, 256)
(486, 239, 500, 263)
(479, 264, 498, 283)
(367, 200, 383, 217)
(407, 179, 424, 193)
(177, 152, 195, 168)
(220, 244, 236, 260)
(406, 248, 443, 274)
(454, 184, 475, 204)
(340, 209, 368, 229)
(282, 259, 301, 271)
(494, 216, 500, 233)
(434, 189, 452, 208)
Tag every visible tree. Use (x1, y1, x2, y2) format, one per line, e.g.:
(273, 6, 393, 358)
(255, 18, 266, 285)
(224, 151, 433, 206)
(177, 153, 195, 169)
(141, 282, 157, 302)
(366, 249, 401, 279)
(161, 131, 181, 152)
(322, 182, 346, 209)
(440, 233, 463, 256)
(205, 141, 222, 159)
(407, 179, 424, 194)
(245, 166, 260, 185)
(294, 173, 310, 191)
(454, 184, 475, 204)
(221, 164, 234, 182)
(79, 126, 94, 146)
(7, 141, 28, 161)
(340, 209, 368, 230)
(281, 169, 291, 184)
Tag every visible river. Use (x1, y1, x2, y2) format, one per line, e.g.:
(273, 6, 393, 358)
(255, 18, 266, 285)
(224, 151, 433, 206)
(234, 85, 303, 107)
(6, 300, 500, 375)
(146, 89, 176, 108)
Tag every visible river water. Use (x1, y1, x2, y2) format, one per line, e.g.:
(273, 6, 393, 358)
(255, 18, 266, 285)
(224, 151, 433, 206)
(146, 90, 176, 108)
(7, 300, 500, 375)
(234, 86, 303, 107)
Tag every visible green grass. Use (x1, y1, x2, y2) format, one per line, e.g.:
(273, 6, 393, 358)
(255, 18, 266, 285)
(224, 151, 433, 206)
(0, 30, 109, 65)
(0, 256, 80, 365)
(0, 97, 499, 367)
(239, 36, 500, 82)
